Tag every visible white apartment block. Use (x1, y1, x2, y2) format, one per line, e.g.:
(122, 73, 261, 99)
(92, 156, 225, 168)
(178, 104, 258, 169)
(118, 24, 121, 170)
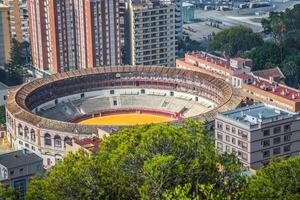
(128, 1, 176, 67)
(215, 104, 300, 169)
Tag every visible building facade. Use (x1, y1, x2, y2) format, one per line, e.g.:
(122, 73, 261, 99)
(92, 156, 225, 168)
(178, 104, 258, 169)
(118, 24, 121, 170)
(3, 0, 30, 42)
(27, 0, 125, 74)
(0, 3, 11, 66)
(127, 1, 176, 67)
(0, 150, 43, 199)
(215, 104, 300, 169)
(176, 51, 300, 112)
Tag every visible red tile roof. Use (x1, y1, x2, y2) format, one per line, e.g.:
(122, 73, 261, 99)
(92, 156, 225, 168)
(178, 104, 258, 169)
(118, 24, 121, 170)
(75, 137, 101, 153)
(249, 76, 300, 102)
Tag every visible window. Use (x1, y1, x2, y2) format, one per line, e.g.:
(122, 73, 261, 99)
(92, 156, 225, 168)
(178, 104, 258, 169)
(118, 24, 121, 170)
(273, 126, 281, 134)
(226, 135, 230, 142)
(238, 130, 248, 139)
(217, 132, 223, 140)
(217, 122, 223, 130)
(232, 137, 236, 145)
(54, 135, 62, 148)
(226, 145, 230, 152)
(284, 134, 291, 142)
(232, 148, 237, 154)
(19, 168, 24, 174)
(263, 129, 270, 137)
(273, 137, 281, 145)
(241, 153, 248, 161)
(263, 150, 270, 158)
(141, 89, 145, 94)
(19, 141, 23, 145)
(262, 139, 270, 147)
(113, 100, 118, 106)
(10, 170, 14, 175)
(25, 143, 29, 148)
(231, 127, 236, 134)
(110, 90, 114, 95)
(284, 124, 291, 132)
(81, 93, 85, 98)
(273, 147, 281, 155)
(31, 146, 35, 151)
(44, 133, 52, 146)
(284, 145, 291, 152)
(217, 142, 223, 151)
(225, 125, 230, 132)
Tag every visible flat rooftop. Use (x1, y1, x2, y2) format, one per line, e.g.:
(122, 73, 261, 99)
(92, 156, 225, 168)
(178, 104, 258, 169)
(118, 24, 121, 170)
(0, 150, 42, 169)
(220, 104, 296, 125)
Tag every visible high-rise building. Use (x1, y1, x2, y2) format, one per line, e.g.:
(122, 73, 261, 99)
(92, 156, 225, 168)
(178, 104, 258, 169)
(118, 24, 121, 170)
(126, 1, 176, 67)
(28, 0, 125, 74)
(157, 0, 182, 38)
(0, 3, 11, 66)
(3, 0, 30, 42)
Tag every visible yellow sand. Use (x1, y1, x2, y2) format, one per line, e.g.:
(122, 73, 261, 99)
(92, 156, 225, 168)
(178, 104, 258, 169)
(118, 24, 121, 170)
(79, 113, 174, 126)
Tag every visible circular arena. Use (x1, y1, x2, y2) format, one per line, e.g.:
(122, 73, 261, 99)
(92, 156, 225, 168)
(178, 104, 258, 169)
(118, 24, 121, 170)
(5, 66, 241, 166)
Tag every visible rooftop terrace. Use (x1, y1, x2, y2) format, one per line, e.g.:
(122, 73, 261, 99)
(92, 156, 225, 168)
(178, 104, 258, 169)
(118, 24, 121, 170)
(220, 104, 296, 126)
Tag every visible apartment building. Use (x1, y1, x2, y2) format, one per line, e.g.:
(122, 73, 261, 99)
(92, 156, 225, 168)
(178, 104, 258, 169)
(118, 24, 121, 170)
(0, 3, 11, 66)
(176, 51, 252, 81)
(150, 0, 182, 38)
(215, 104, 300, 169)
(28, 0, 125, 74)
(3, 0, 29, 42)
(127, 1, 176, 67)
(0, 150, 43, 199)
(176, 51, 300, 112)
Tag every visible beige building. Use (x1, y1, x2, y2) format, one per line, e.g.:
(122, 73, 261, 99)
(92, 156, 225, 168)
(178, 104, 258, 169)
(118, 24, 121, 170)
(3, 0, 29, 42)
(127, 1, 176, 67)
(0, 3, 11, 66)
(215, 104, 300, 169)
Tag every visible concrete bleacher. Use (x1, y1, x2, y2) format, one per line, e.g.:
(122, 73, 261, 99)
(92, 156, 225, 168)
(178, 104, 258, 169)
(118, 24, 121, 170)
(38, 94, 213, 122)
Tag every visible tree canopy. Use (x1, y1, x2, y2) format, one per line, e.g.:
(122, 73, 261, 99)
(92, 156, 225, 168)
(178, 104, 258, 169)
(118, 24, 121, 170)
(1, 39, 29, 86)
(0, 184, 19, 200)
(208, 25, 263, 57)
(27, 120, 245, 200)
(240, 156, 300, 200)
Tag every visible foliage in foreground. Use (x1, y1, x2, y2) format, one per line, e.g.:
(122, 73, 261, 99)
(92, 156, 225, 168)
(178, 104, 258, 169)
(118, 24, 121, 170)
(27, 120, 245, 200)
(0, 184, 19, 200)
(240, 156, 300, 200)
(26, 119, 300, 199)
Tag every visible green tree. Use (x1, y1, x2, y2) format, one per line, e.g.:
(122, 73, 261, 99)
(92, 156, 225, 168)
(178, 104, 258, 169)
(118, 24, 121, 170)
(281, 61, 300, 88)
(240, 156, 300, 200)
(4, 39, 28, 86)
(0, 184, 20, 200)
(27, 120, 245, 200)
(208, 25, 263, 57)
(242, 42, 281, 70)
(0, 106, 5, 126)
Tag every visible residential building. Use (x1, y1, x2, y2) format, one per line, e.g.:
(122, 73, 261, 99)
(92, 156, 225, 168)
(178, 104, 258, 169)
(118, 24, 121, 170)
(215, 104, 300, 169)
(176, 51, 252, 81)
(233, 71, 300, 112)
(151, 0, 182, 38)
(127, 0, 176, 67)
(0, 3, 11, 66)
(176, 51, 300, 112)
(0, 82, 15, 105)
(0, 150, 43, 199)
(3, 0, 30, 42)
(27, 0, 125, 74)
(65, 137, 101, 156)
